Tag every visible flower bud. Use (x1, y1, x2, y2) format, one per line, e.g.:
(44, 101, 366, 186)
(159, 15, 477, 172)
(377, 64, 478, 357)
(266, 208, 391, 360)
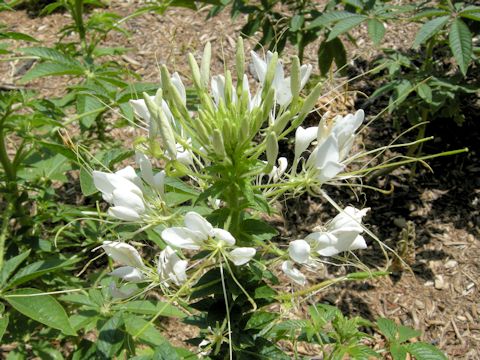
(212, 129, 226, 157)
(143, 92, 177, 159)
(265, 131, 278, 172)
(200, 42, 211, 89)
(236, 37, 245, 90)
(290, 56, 301, 101)
(188, 53, 202, 90)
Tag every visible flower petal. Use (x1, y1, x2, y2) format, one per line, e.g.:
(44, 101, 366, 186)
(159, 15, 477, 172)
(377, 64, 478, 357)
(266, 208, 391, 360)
(171, 72, 186, 105)
(135, 152, 155, 186)
(184, 212, 214, 237)
(110, 266, 144, 282)
(108, 206, 141, 221)
(281, 260, 306, 286)
(111, 189, 145, 214)
(161, 227, 205, 250)
(213, 228, 236, 246)
(229, 247, 256, 266)
(129, 98, 151, 123)
(101, 241, 144, 268)
(295, 126, 318, 162)
(288, 239, 311, 264)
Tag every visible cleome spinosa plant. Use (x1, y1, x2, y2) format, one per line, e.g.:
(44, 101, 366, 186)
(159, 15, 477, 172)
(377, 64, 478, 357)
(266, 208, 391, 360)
(77, 38, 451, 358)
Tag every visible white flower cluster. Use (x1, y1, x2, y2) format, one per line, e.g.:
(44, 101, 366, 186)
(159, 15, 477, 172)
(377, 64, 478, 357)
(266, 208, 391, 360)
(282, 206, 369, 285)
(294, 110, 364, 185)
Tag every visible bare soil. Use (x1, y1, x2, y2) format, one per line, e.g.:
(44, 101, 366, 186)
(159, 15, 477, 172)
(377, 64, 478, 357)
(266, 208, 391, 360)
(0, 1, 478, 358)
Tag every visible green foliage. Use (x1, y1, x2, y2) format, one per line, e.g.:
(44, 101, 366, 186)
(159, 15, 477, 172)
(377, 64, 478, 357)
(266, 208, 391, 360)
(377, 318, 447, 360)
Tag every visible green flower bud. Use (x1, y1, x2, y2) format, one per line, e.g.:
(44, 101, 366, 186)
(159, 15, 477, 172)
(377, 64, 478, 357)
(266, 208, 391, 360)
(200, 42, 211, 89)
(273, 110, 292, 136)
(290, 56, 301, 101)
(212, 129, 226, 158)
(188, 53, 202, 90)
(266, 131, 278, 172)
(143, 92, 177, 159)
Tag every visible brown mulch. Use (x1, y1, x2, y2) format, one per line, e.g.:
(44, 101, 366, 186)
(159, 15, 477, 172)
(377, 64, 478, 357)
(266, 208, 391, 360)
(1, 1, 479, 358)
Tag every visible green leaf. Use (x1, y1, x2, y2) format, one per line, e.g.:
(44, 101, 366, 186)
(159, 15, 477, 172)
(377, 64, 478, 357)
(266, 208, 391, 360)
(152, 342, 181, 360)
(307, 11, 357, 29)
(459, 6, 480, 22)
(327, 15, 367, 41)
(0, 32, 37, 42)
(5, 256, 80, 289)
(318, 38, 346, 75)
(397, 325, 421, 342)
(20, 62, 84, 83)
(405, 342, 447, 360)
(4, 288, 76, 336)
(21, 47, 81, 66)
(245, 311, 278, 330)
(80, 168, 97, 196)
(390, 342, 408, 360)
(0, 314, 8, 342)
(449, 18, 472, 76)
(417, 83, 433, 103)
(123, 314, 167, 347)
(367, 19, 386, 45)
(377, 318, 398, 341)
(413, 16, 449, 48)
(97, 313, 125, 358)
(112, 300, 185, 318)
(0, 250, 31, 288)
(76, 94, 105, 128)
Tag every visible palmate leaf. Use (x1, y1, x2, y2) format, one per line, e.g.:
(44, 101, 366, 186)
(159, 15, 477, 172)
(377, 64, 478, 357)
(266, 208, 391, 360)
(326, 15, 367, 41)
(449, 18, 472, 76)
(413, 15, 449, 48)
(4, 288, 77, 336)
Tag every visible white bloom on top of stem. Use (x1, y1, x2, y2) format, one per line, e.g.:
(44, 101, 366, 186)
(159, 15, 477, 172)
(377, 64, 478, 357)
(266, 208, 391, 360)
(93, 168, 146, 221)
(297, 110, 364, 184)
(305, 206, 369, 257)
(157, 246, 188, 286)
(102, 241, 145, 282)
(161, 212, 256, 266)
(250, 50, 312, 106)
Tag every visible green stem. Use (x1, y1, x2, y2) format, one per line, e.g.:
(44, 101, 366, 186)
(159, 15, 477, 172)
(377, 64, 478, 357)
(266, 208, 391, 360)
(347, 147, 468, 177)
(0, 202, 14, 272)
(0, 127, 15, 182)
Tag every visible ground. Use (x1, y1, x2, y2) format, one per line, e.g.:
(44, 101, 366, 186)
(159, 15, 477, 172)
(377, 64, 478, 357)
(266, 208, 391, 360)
(0, 1, 478, 358)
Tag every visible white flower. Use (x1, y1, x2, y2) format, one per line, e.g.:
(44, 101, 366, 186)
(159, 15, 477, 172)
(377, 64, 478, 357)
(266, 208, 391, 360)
(93, 168, 146, 221)
(268, 157, 288, 182)
(305, 206, 369, 257)
(135, 151, 166, 195)
(294, 126, 318, 163)
(228, 247, 256, 266)
(157, 246, 188, 286)
(281, 260, 306, 286)
(288, 239, 311, 264)
(102, 241, 145, 282)
(306, 135, 344, 184)
(102, 241, 144, 268)
(161, 212, 255, 266)
(109, 282, 137, 299)
(109, 266, 144, 282)
(250, 51, 312, 106)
